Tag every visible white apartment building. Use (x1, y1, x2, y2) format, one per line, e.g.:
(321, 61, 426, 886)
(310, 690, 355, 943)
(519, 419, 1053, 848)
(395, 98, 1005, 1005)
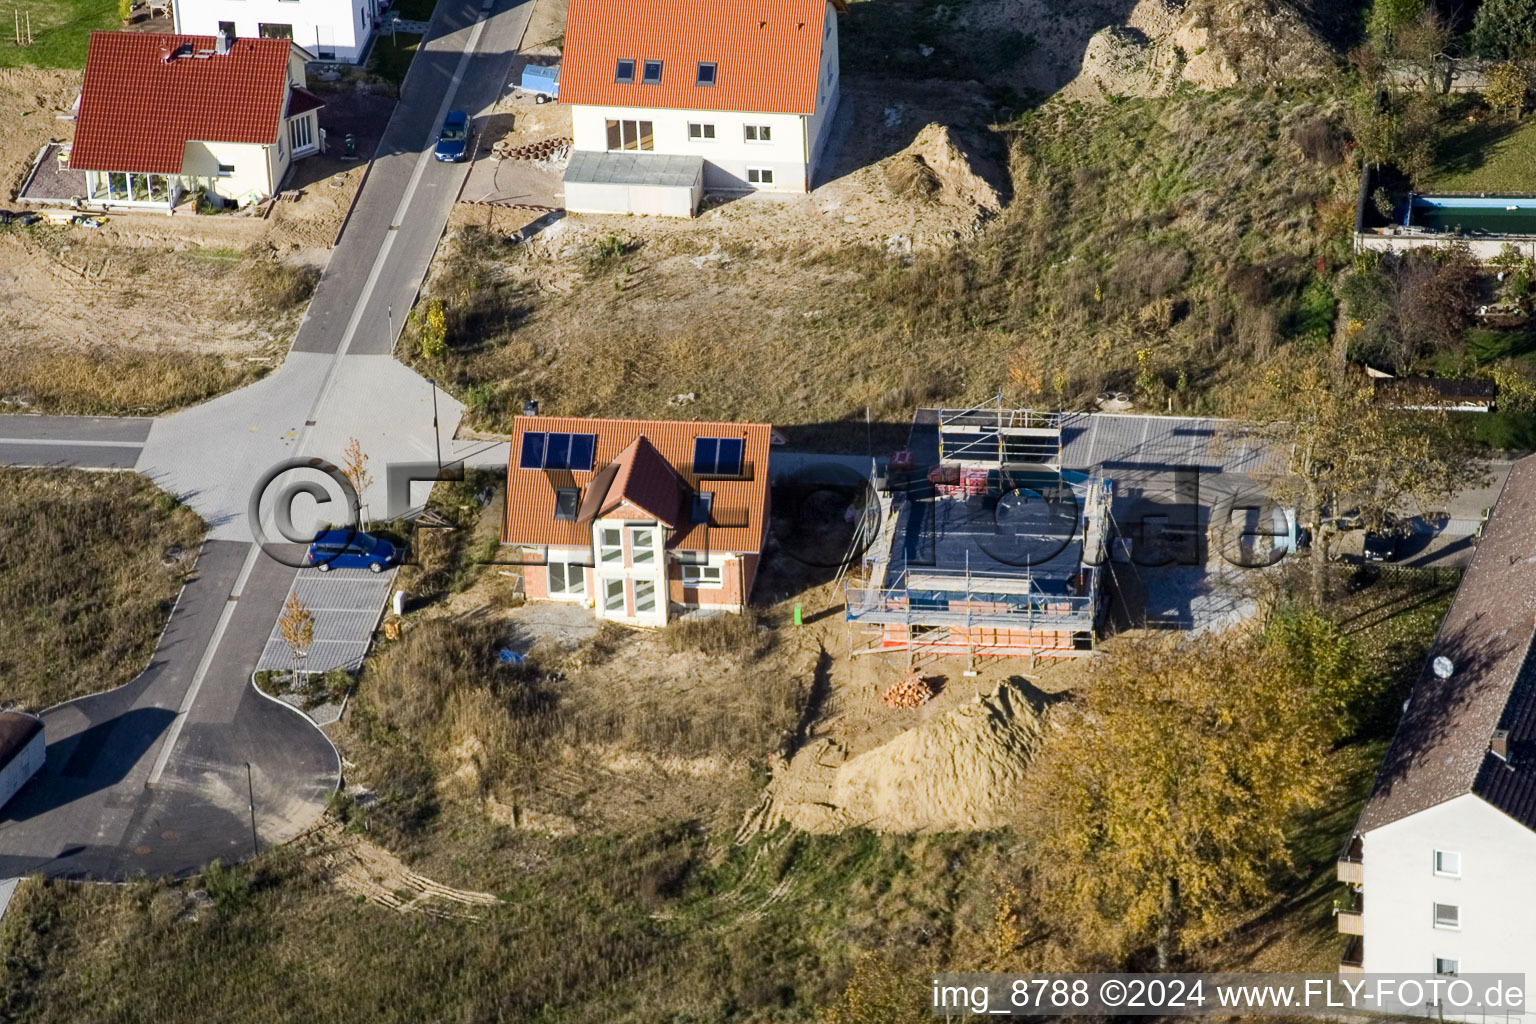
(174, 0, 378, 62)
(1339, 453, 1536, 1010)
(558, 0, 844, 216)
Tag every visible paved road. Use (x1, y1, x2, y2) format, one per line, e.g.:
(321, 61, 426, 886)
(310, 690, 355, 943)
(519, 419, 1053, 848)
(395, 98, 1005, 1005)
(0, 542, 335, 878)
(0, 415, 150, 468)
(0, 0, 534, 880)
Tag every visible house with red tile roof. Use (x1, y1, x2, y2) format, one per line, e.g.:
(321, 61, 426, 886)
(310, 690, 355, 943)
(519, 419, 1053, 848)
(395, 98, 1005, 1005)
(502, 415, 773, 626)
(558, 0, 846, 217)
(68, 31, 323, 211)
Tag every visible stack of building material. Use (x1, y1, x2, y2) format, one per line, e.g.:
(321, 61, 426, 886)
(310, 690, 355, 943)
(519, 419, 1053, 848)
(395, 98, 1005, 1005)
(881, 674, 935, 709)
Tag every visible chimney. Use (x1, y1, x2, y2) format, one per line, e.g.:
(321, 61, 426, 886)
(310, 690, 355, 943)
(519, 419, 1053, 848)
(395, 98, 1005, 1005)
(160, 42, 174, 62)
(1492, 728, 1511, 760)
(523, 399, 539, 416)
(216, 29, 231, 55)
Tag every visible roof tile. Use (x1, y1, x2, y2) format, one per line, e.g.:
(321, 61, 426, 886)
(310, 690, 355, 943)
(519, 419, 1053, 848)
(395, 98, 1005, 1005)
(503, 415, 772, 553)
(72, 32, 295, 174)
(560, 0, 840, 115)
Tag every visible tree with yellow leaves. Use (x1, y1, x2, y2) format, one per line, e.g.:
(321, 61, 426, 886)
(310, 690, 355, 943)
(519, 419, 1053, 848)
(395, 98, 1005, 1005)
(1025, 626, 1351, 969)
(1241, 357, 1480, 606)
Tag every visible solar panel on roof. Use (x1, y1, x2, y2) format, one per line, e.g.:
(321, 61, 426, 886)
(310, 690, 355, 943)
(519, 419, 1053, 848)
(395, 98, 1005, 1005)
(693, 436, 743, 476)
(520, 431, 547, 469)
(520, 431, 597, 471)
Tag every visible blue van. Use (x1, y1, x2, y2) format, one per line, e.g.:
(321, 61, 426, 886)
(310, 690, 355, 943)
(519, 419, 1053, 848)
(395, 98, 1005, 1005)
(306, 529, 398, 572)
(434, 111, 470, 162)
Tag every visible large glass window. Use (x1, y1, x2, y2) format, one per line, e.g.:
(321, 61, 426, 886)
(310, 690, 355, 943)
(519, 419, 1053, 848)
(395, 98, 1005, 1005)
(630, 527, 656, 565)
(634, 578, 656, 613)
(604, 578, 626, 612)
(599, 527, 623, 564)
(604, 120, 654, 152)
(548, 561, 584, 597)
(682, 564, 722, 588)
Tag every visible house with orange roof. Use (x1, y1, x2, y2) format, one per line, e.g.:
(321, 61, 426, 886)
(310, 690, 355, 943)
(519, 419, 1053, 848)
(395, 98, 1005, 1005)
(66, 31, 323, 211)
(502, 414, 773, 626)
(557, 0, 846, 217)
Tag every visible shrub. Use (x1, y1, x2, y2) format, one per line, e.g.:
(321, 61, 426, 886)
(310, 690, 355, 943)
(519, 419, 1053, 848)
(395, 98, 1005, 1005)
(245, 261, 320, 314)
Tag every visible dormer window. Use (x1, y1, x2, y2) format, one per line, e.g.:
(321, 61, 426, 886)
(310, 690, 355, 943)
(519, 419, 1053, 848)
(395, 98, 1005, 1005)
(614, 58, 635, 83)
(641, 59, 663, 84)
(554, 487, 580, 521)
(695, 62, 716, 86)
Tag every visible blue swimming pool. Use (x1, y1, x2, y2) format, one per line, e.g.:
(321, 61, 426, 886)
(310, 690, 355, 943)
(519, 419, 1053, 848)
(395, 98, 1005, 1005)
(1408, 194, 1536, 235)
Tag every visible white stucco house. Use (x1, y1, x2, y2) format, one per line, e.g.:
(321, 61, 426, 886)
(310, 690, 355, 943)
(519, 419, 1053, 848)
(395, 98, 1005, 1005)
(1337, 453, 1536, 1007)
(69, 32, 323, 211)
(173, 0, 378, 63)
(558, 0, 845, 217)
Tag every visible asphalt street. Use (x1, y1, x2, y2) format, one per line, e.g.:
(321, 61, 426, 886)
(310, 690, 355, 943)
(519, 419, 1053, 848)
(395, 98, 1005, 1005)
(0, 542, 335, 878)
(0, 415, 150, 468)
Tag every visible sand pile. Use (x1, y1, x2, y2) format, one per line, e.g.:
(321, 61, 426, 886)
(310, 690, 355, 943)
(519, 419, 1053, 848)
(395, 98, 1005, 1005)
(881, 124, 1007, 214)
(740, 681, 1044, 836)
(1060, 0, 1331, 102)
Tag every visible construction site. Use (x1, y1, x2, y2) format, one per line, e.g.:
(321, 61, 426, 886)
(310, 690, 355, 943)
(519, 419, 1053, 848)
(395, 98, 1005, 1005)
(844, 403, 1113, 664)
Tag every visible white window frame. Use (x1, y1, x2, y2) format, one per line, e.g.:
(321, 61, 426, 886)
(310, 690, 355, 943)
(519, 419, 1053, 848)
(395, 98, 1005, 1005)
(1434, 850, 1461, 877)
(629, 526, 657, 566)
(598, 526, 624, 565)
(1433, 903, 1460, 930)
(633, 577, 657, 614)
(603, 577, 626, 613)
(687, 122, 716, 141)
(1435, 957, 1459, 977)
(744, 124, 772, 143)
(681, 563, 723, 588)
(547, 560, 585, 598)
(746, 167, 774, 185)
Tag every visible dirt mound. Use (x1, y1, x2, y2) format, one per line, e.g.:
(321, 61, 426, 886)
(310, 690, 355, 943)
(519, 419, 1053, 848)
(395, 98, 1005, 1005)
(1060, 0, 1332, 102)
(880, 123, 1006, 217)
(740, 680, 1044, 836)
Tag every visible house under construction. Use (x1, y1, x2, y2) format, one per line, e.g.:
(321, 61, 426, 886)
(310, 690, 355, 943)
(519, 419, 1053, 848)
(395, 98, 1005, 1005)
(844, 404, 1113, 662)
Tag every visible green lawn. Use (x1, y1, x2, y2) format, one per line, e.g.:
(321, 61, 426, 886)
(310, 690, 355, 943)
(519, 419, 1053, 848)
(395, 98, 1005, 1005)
(1425, 115, 1536, 194)
(0, 0, 117, 69)
(367, 29, 419, 87)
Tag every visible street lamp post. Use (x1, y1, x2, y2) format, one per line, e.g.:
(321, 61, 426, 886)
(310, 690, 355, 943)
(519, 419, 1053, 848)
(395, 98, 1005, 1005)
(245, 761, 259, 858)
(426, 377, 441, 472)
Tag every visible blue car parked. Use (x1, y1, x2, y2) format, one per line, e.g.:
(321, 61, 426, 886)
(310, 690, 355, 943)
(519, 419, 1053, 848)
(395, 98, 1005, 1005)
(306, 529, 398, 573)
(434, 111, 470, 162)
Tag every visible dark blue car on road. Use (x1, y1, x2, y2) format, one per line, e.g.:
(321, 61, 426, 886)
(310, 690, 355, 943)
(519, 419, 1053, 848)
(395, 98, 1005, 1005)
(306, 529, 398, 572)
(434, 111, 470, 162)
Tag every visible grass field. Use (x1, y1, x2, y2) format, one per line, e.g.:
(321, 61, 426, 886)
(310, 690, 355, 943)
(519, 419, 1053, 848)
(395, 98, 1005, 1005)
(0, 562, 1453, 1021)
(407, 88, 1357, 437)
(1425, 115, 1536, 194)
(0, 0, 116, 69)
(367, 30, 419, 87)
(0, 469, 204, 710)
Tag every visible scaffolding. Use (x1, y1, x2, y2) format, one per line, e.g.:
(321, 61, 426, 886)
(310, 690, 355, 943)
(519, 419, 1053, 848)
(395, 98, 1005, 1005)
(845, 403, 1112, 666)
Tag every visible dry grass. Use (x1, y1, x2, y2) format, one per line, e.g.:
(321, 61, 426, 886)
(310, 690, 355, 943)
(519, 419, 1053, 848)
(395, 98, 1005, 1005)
(406, 89, 1358, 440)
(0, 468, 205, 710)
(0, 346, 270, 415)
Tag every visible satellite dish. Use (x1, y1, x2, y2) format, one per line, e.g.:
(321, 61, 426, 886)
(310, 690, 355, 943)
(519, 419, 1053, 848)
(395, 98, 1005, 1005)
(1433, 656, 1455, 680)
